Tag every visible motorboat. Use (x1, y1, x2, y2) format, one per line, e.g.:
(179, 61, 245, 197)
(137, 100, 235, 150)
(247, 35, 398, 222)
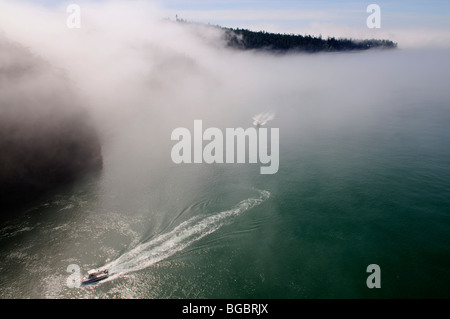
(81, 268, 109, 285)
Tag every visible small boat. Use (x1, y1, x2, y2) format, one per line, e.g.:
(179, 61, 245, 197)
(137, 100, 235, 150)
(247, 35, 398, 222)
(253, 119, 265, 127)
(81, 268, 109, 285)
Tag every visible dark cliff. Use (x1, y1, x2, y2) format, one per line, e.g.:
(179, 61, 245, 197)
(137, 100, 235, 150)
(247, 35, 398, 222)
(0, 38, 102, 206)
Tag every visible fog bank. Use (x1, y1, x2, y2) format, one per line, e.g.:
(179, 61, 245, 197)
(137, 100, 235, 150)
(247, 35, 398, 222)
(1, 0, 449, 205)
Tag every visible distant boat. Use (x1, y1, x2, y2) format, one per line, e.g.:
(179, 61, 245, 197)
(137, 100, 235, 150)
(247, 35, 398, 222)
(252, 112, 275, 127)
(253, 119, 267, 127)
(81, 268, 109, 285)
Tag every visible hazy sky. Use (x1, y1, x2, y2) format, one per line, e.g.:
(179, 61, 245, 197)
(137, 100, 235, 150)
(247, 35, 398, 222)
(30, 0, 450, 27)
(15, 0, 450, 48)
(161, 0, 450, 27)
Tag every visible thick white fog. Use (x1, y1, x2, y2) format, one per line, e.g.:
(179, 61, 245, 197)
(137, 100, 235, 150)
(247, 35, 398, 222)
(1, 0, 449, 181)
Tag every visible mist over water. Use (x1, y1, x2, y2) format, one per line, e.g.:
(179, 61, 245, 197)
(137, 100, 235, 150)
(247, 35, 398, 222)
(0, 1, 450, 298)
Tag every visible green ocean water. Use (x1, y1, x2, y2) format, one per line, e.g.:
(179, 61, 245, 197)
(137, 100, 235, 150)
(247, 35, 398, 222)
(1, 49, 449, 299)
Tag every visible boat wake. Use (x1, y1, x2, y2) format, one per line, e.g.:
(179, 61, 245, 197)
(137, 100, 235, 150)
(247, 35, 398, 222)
(102, 189, 270, 281)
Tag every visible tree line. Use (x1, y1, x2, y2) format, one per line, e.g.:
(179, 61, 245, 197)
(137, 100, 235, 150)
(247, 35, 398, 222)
(223, 27, 397, 53)
(174, 18, 397, 53)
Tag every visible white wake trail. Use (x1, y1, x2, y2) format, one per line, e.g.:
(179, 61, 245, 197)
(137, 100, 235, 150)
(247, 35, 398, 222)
(103, 189, 270, 279)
